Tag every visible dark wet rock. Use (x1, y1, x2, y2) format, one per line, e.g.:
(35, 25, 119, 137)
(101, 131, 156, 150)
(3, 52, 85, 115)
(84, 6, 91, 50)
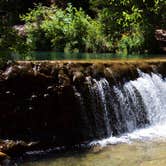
(0, 151, 10, 166)
(0, 151, 9, 160)
(37, 63, 52, 75)
(0, 140, 40, 158)
(137, 63, 153, 74)
(91, 63, 105, 79)
(104, 67, 116, 84)
(157, 62, 166, 77)
(109, 63, 138, 83)
(73, 71, 84, 86)
(58, 70, 70, 86)
(3, 65, 20, 80)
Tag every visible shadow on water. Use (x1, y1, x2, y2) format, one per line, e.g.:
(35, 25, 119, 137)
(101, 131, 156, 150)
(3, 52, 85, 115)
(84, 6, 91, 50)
(15, 146, 92, 166)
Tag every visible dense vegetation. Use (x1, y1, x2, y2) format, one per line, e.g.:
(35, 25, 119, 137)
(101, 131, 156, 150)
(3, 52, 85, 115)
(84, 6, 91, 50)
(0, 0, 166, 59)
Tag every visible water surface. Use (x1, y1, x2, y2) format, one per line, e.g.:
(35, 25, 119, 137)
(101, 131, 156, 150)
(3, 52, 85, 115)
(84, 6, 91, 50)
(2, 51, 166, 60)
(22, 140, 166, 166)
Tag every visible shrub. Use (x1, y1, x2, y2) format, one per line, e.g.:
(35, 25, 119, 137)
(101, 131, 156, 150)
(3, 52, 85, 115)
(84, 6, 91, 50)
(86, 20, 113, 52)
(41, 4, 91, 52)
(117, 26, 144, 55)
(21, 4, 111, 53)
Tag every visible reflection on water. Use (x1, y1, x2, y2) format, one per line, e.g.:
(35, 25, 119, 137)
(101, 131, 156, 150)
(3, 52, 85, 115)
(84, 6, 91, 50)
(2, 51, 166, 60)
(26, 52, 166, 60)
(21, 141, 166, 166)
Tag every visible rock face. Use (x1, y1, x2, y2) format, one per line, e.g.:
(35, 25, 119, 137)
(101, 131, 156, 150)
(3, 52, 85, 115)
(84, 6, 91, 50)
(0, 60, 166, 154)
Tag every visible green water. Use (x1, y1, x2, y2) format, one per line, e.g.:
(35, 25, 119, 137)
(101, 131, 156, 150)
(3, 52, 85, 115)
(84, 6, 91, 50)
(22, 52, 166, 60)
(26, 52, 146, 60)
(1, 51, 165, 60)
(21, 141, 166, 166)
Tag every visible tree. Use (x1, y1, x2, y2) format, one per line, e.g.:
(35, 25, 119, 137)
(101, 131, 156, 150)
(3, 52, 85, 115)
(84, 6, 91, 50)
(90, 0, 166, 53)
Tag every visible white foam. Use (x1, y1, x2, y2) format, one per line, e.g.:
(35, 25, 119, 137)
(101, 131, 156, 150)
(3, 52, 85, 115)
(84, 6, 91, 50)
(89, 123, 166, 147)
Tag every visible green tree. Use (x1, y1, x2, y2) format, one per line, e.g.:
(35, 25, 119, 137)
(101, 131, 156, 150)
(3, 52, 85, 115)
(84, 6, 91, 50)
(90, 0, 166, 53)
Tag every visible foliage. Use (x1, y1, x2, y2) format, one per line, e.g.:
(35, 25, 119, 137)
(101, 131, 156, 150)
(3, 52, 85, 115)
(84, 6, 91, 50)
(1, 0, 166, 57)
(0, 0, 51, 25)
(90, 0, 166, 54)
(96, 5, 145, 54)
(21, 4, 112, 53)
(0, 24, 31, 59)
(0, 7, 31, 60)
(86, 20, 113, 52)
(41, 4, 90, 52)
(117, 26, 145, 55)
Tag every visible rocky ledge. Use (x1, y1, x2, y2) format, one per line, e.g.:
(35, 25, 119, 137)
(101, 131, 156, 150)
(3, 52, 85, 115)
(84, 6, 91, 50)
(0, 60, 166, 159)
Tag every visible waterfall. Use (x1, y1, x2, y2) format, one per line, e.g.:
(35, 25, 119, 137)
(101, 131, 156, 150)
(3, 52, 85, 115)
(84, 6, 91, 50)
(87, 71, 166, 146)
(81, 75, 148, 138)
(93, 78, 112, 136)
(131, 70, 166, 125)
(83, 77, 112, 138)
(2, 62, 166, 152)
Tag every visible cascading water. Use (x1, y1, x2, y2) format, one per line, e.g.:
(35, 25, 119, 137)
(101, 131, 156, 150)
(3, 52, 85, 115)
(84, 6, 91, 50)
(131, 70, 166, 125)
(93, 78, 112, 136)
(85, 70, 166, 147)
(82, 77, 112, 138)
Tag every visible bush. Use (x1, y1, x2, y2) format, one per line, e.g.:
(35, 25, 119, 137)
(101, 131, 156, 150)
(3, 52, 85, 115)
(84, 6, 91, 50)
(115, 7, 145, 54)
(0, 23, 32, 59)
(2, 1, 163, 56)
(41, 4, 91, 52)
(86, 20, 113, 52)
(21, 4, 112, 53)
(117, 26, 144, 55)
